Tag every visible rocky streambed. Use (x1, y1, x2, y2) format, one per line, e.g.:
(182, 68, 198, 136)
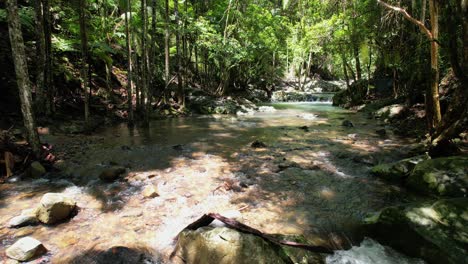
(1, 102, 463, 263)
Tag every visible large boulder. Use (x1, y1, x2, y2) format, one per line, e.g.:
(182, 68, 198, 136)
(6, 237, 47, 262)
(332, 80, 368, 108)
(371, 154, 430, 182)
(407, 156, 468, 197)
(36, 193, 77, 224)
(365, 198, 468, 264)
(172, 227, 323, 264)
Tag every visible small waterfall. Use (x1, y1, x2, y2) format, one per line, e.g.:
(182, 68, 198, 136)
(271, 91, 335, 103)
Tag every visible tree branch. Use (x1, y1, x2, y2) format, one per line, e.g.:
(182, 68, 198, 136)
(377, 0, 433, 40)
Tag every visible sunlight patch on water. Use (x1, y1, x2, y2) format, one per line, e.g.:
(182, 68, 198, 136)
(326, 238, 425, 264)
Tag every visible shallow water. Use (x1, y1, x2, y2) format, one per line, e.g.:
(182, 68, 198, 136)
(0, 103, 422, 263)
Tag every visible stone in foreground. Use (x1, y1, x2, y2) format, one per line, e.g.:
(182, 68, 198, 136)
(6, 237, 47, 261)
(36, 193, 77, 224)
(366, 198, 468, 264)
(173, 226, 324, 264)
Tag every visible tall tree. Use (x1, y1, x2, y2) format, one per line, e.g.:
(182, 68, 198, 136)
(164, 0, 170, 86)
(174, 0, 184, 107)
(78, 0, 90, 124)
(378, 0, 442, 133)
(141, 0, 150, 125)
(34, 0, 46, 114)
(125, 0, 135, 125)
(6, 0, 42, 156)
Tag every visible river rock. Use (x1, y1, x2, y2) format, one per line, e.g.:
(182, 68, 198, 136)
(142, 185, 159, 198)
(366, 198, 468, 264)
(36, 193, 77, 224)
(29, 161, 46, 178)
(371, 154, 430, 182)
(8, 209, 39, 228)
(251, 140, 267, 148)
(6, 237, 47, 262)
(341, 120, 354, 127)
(373, 104, 405, 119)
(99, 166, 126, 182)
(173, 227, 323, 264)
(407, 156, 468, 197)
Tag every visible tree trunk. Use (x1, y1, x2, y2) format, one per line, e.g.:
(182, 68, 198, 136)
(6, 0, 41, 156)
(43, 0, 53, 115)
(353, 44, 361, 80)
(164, 0, 170, 86)
(125, 0, 134, 125)
(341, 50, 350, 89)
(174, 0, 184, 107)
(34, 0, 46, 115)
(428, 0, 441, 131)
(78, 0, 90, 124)
(141, 0, 149, 125)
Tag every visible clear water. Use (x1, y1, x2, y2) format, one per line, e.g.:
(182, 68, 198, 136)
(0, 102, 423, 263)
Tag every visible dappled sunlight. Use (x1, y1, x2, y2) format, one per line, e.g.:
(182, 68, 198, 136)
(0, 103, 419, 262)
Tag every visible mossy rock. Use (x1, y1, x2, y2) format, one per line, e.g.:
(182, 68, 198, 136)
(407, 156, 468, 197)
(365, 198, 468, 264)
(371, 154, 430, 182)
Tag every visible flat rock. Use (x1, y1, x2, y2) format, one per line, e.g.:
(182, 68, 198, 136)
(36, 193, 76, 224)
(6, 237, 47, 262)
(8, 209, 39, 228)
(371, 154, 430, 182)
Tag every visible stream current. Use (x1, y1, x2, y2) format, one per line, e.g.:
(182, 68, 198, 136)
(0, 102, 424, 263)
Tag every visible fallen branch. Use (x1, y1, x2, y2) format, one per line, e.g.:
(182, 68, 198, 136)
(171, 212, 333, 259)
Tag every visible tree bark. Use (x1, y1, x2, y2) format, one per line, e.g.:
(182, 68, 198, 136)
(6, 0, 41, 156)
(34, 0, 46, 115)
(164, 0, 170, 86)
(125, 0, 134, 125)
(78, 0, 90, 124)
(141, 0, 150, 126)
(43, 0, 53, 115)
(174, 0, 184, 107)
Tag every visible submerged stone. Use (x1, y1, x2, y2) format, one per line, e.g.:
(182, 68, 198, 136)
(99, 166, 126, 182)
(341, 120, 354, 127)
(251, 140, 267, 148)
(6, 237, 47, 261)
(36, 193, 76, 224)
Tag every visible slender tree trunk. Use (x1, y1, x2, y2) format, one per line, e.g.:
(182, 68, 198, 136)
(174, 0, 184, 106)
(164, 0, 170, 85)
(353, 44, 361, 80)
(43, 0, 53, 115)
(428, 0, 441, 130)
(341, 51, 350, 89)
(462, 0, 468, 76)
(125, 0, 134, 125)
(78, 0, 90, 124)
(6, 0, 41, 156)
(34, 0, 46, 114)
(141, 0, 149, 126)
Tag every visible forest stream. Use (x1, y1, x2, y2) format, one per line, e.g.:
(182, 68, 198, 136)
(0, 102, 426, 263)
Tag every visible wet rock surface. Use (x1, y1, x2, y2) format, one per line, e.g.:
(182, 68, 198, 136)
(366, 198, 468, 264)
(371, 154, 430, 182)
(99, 166, 126, 182)
(36, 193, 77, 224)
(6, 237, 47, 262)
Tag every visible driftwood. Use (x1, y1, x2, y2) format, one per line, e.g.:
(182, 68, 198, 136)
(171, 213, 333, 259)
